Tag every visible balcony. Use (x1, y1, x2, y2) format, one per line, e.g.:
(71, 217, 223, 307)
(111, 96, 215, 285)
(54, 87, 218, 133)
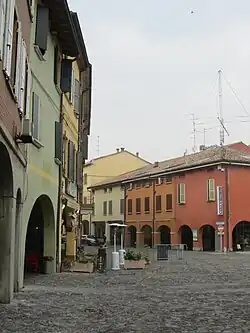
(81, 197, 94, 212)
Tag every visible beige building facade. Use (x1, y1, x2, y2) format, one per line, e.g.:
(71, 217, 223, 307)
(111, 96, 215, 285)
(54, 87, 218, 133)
(82, 148, 151, 238)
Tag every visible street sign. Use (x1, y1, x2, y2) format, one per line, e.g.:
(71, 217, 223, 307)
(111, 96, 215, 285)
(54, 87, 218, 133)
(216, 221, 224, 226)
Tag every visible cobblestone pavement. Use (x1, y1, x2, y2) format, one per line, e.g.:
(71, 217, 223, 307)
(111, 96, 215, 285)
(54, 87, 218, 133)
(1, 252, 250, 333)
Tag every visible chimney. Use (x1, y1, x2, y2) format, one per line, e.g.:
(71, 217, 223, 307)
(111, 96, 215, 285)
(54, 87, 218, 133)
(121, 147, 125, 151)
(153, 161, 159, 168)
(199, 145, 206, 151)
(136, 152, 139, 157)
(116, 148, 120, 153)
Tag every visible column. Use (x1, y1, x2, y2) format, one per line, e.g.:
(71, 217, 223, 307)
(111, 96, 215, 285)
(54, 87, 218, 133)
(0, 198, 15, 303)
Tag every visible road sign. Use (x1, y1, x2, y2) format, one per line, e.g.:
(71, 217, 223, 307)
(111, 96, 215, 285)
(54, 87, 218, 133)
(216, 221, 224, 226)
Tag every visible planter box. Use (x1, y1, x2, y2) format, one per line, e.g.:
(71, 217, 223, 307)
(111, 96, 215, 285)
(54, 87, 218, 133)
(73, 262, 94, 273)
(124, 260, 146, 270)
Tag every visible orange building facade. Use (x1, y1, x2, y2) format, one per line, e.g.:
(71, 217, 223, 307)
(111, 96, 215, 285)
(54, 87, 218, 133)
(125, 143, 250, 251)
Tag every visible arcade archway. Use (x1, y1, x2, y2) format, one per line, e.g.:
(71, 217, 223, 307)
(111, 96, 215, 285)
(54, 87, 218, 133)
(232, 221, 250, 251)
(0, 142, 14, 303)
(201, 225, 215, 251)
(158, 225, 171, 244)
(179, 225, 193, 250)
(127, 225, 137, 247)
(25, 195, 55, 275)
(141, 225, 152, 247)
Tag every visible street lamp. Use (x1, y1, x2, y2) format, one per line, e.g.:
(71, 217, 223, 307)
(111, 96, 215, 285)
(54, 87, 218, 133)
(109, 223, 126, 270)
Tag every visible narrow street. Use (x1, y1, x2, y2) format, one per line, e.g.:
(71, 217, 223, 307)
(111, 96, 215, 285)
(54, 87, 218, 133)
(1, 252, 250, 332)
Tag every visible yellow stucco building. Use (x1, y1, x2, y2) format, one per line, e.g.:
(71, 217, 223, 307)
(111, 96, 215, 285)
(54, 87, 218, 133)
(82, 148, 151, 239)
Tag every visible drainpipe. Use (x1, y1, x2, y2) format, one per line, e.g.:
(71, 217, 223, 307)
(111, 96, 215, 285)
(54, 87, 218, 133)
(152, 179, 156, 247)
(225, 165, 230, 251)
(56, 92, 64, 272)
(123, 185, 127, 247)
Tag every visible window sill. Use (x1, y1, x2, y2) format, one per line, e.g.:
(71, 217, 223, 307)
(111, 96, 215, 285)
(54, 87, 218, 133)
(34, 45, 46, 61)
(128, 212, 132, 215)
(166, 209, 173, 212)
(136, 212, 141, 214)
(54, 158, 62, 166)
(32, 138, 44, 149)
(156, 210, 162, 213)
(178, 203, 186, 205)
(145, 211, 150, 214)
(207, 199, 215, 202)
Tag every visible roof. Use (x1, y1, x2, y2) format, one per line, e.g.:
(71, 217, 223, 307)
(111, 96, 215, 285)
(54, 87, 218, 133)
(88, 144, 250, 189)
(43, 0, 79, 57)
(84, 149, 151, 168)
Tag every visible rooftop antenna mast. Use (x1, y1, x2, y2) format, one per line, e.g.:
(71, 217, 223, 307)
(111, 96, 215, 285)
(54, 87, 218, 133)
(96, 136, 100, 156)
(190, 113, 198, 152)
(218, 70, 224, 146)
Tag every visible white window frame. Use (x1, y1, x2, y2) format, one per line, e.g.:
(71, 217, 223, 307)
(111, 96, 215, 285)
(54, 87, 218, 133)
(178, 183, 186, 204)
(207, 178, 215, 201)
(3, 0, 15, 77)
(0, 0, 7, 60)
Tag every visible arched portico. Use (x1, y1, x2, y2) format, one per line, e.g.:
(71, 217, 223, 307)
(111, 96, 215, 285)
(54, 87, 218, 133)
(200, 224, 215, 251)
(0, 142, 14, 303)
(158, 225, 171, 244)
(24, 195, 56, 276)
(141, 225, 152, 247)
(127, 225, 137, 247)
(232, 221, 250, 251)
(178, 225, 193, 250)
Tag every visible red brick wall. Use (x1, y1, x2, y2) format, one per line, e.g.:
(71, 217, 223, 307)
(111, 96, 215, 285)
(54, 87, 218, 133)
(0, 1, 31, 138)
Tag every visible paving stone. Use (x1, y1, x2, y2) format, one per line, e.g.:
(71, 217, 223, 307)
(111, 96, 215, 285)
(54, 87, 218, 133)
(1, 252, 250, 332)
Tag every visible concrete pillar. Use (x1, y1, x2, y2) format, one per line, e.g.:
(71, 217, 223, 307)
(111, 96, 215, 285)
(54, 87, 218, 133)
(153, 231, 160, 245)
(136, 231, 143, 247)
(0, 198, 15, 303)
(66, 232, 76, 260)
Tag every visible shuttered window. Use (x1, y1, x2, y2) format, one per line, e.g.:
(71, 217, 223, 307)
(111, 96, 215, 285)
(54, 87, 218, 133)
(15, 20, 22, 102)
(35, 5, 49, 55)
(3, 0, 15, 77)
(32, 92, 40, 140)
(178, 183, 186, 204)
(61, 59, 72, 93)
(67, 140, 76, 181)
(136, 198, 141, 213)
(207, 178, 215, 201)
(0, 0, 7, 60)
(127, 199, 132, 215)
(103, 201, 107, 216)
(74, 79, 80, 115)
(166, 194, 172, 211)
(156, 195, 162, 212)
(144, 197, 150, 212)
(19, 40, 27, 113)
(108, 200, 112, 215)
(25, 63, 32, 118)
(120, 199, 124, 214)
(55, 121, 62, 161)
(81, 134, 88, 160)
(70, 68, 75, 104)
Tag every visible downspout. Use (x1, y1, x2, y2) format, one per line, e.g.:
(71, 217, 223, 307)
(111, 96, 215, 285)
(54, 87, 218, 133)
(152, 179, 156, 247)
(225, 165, 230, 251)
(56, 92, 63, 272)
(123, 185, 127, 247)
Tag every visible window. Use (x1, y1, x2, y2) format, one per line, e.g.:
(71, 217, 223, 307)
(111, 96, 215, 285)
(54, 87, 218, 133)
(156, 195, 162, 212)
(74, 79, 80, 115)
(32, 92, 41, 141)
(108, 200, 112, 215)
(178, 183, 186, 204)
(0, 0, 7, 60)
(144, 197, 150, 213)
(165, 176, 172, 183)
(2, 0, 15, 76)
(10, 11, 18, 87)
(120, 199, 124, 214)
(55, 121, 62, 162)
(62, 139, 67, 174)
(67, 140, 76, 181)
(103, 201, 107, 216)
(61, 59, 73, 93)
(143, 181, 151, 188)
(127, 199, 132, 215)
(136, 198, 141, 214)
(166, 194, 172, 211)
(53, 46, 59, 85)
(135, 183, 141, 189)
(207, 178, 215, 201)
(109, 188, 112, 193)
(84, 173, 87, 185)
(104, 188, 107, 193)
(35, 5, 49, 56)
(83, 196, 87, 204)
(156, 177, 163, 185)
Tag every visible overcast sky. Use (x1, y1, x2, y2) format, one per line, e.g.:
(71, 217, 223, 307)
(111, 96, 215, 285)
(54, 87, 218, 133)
(68, 0, 250, 162)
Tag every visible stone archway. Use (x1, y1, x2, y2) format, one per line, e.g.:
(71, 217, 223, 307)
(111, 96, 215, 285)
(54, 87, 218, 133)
(0, 142, 14, 303)
(179, 225, 193, 250)
(201, 225, 215, 251)
(141, 225, 152, 247)
(24, 195, 56, 275)
(128, 225, 137, 247)
(232, 221, 250, 251)
(158, 225, 171, 244)
(14, 189, 22, 292)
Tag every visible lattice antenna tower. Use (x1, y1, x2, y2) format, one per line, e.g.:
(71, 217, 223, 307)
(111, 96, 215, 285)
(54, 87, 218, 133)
(96, 136, 100, 156)
(190, 113, 198, 152)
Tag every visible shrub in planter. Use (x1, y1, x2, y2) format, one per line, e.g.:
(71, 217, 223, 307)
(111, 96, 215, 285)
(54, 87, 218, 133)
(124, 250, 145, 269)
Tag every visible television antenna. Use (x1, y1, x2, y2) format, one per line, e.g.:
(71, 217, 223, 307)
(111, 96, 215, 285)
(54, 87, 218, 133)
(218, 69, 229, 146)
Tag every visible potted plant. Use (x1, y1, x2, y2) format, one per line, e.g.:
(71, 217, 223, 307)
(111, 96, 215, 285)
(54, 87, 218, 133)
(124, 250, 146, 269)
(73, 252, 96, 273)
(42, 256, 54, 274)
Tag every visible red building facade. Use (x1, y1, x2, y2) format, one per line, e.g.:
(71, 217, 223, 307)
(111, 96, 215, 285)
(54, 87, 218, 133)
(125, 143, 250, 251)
